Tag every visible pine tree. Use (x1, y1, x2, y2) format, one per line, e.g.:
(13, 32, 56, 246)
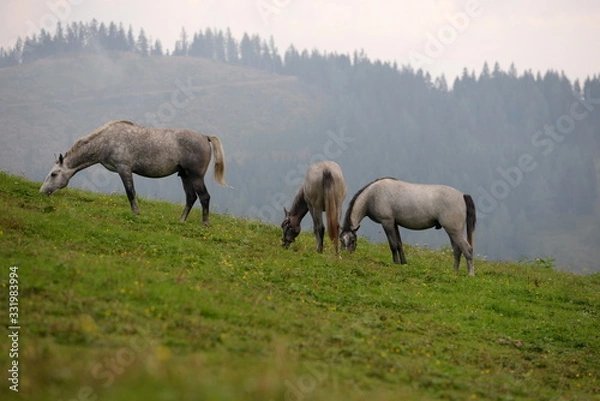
(284, 44, 300, 75)
(269, 36, 282, 72)
(54, 22, 65, 54)
(240, 33, 254, 67)
(152, 39, 164, 56)
(174, 27, 188, 56)
(97, 22, 108, 49)
(492, 62, 502, 78)
(435, 74, 448, 92)
(39, 29, 53, 58)
(66, 23, 79, 52)
(214, 29, 226, 62)
(480, 61, 491, 80)
(22, 35, 38, 63)
(127, 25, 136, 52)
(0, 47, 7, 68)
(77, 22, 86, 50)
(225, 28, 238, 64)
(116, 23, 128, 51)
(107, 22, 118, 51)
(573, 79, 582, 98)
(260, 41, 272, 70)
(137, 28, 149, 56)
(9, 37, 23, 65)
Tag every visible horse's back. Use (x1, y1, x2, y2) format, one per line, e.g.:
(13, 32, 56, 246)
(384, 179, 463, 205)
(371, 179, 465, 229)
(103, 122, 211, 176)
(303, 161, 346, 209)
(305, 160, 343, 178)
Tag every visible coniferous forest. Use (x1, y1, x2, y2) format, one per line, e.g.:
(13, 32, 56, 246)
(1, 21, 599, 272)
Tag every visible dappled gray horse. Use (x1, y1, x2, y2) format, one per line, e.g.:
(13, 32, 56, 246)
(281, 161, 347, 254)
(40, 120, 227, 225)
(340, 177, 476, 275)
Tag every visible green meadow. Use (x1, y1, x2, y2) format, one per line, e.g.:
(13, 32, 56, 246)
(0, 171, 598, 400)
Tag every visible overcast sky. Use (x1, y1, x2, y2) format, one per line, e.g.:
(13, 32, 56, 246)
(1, 0, 598, 82)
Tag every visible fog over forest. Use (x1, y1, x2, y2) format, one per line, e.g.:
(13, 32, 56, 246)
(1, 21, 599, 273)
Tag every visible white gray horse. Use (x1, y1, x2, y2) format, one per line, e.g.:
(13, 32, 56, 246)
(340, 177, 476, 275)
(40, 120, 227, 225)
(281, 161, 347, 254)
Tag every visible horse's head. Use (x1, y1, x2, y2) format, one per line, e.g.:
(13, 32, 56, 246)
(340, 225, 360, 253)
(40, 154, 73, 196)
(281, 207, 301, 248)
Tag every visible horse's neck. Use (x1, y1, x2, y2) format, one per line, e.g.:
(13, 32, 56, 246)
(290, 189, 309, 221)
(346, 188, 370, 228)
(64, 135, 104, 172)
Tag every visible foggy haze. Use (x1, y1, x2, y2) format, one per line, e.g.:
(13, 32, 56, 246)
(0, 2, 599, 273)
(1, 0, 599, 82)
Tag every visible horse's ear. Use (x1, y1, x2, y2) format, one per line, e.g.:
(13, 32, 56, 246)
(283, 207, 289, 216)
(58, 154, 64, 165)
(352, 225, 360, 233)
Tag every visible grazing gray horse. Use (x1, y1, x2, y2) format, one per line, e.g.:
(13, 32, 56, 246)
(281, 161, 347, 254)
(40, 120, 227, 225)
(340, 177, 476, 275)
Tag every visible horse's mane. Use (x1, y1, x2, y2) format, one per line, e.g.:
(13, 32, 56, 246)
(289, 186, 308, 216)
(66, 120, 135, 157)
(343, 177, 397, 228)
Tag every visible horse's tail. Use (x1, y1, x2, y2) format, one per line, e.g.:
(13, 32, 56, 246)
(323, 169, 339, 244)
(208, 136, 227, 186)
(464, 194, 476, 247)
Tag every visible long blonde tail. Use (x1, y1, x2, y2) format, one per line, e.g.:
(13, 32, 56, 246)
(209, 136, 227, 186)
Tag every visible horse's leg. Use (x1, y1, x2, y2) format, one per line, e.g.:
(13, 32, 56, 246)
(462, 239, 475, 276)
(311, 209, 325, 253)
(448, 231, 475, 276)
(190, 176, 211, 226)
(449, 237, 462, 272)
(382, 221, 401, 264)
(179, 175, 198, 222)
(394, 224, 407, 264)
(117, 169, 139, 215)
(335, 199, 344, 257)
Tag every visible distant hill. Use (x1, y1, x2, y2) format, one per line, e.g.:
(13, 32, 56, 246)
(1, 46, 599, 273)
(0, 51, 327, 174)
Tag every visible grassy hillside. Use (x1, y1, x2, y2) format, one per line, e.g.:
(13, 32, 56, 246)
(0, 171, 599, 401)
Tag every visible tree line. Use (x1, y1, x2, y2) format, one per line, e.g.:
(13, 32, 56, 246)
(3, 20, 597, 102)
(0, 20, 167, 67)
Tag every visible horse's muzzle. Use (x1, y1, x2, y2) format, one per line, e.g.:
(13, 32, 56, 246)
(341, 244, 356, 253)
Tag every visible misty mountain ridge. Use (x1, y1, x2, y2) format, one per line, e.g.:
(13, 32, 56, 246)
(1, 21, 599, 273)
